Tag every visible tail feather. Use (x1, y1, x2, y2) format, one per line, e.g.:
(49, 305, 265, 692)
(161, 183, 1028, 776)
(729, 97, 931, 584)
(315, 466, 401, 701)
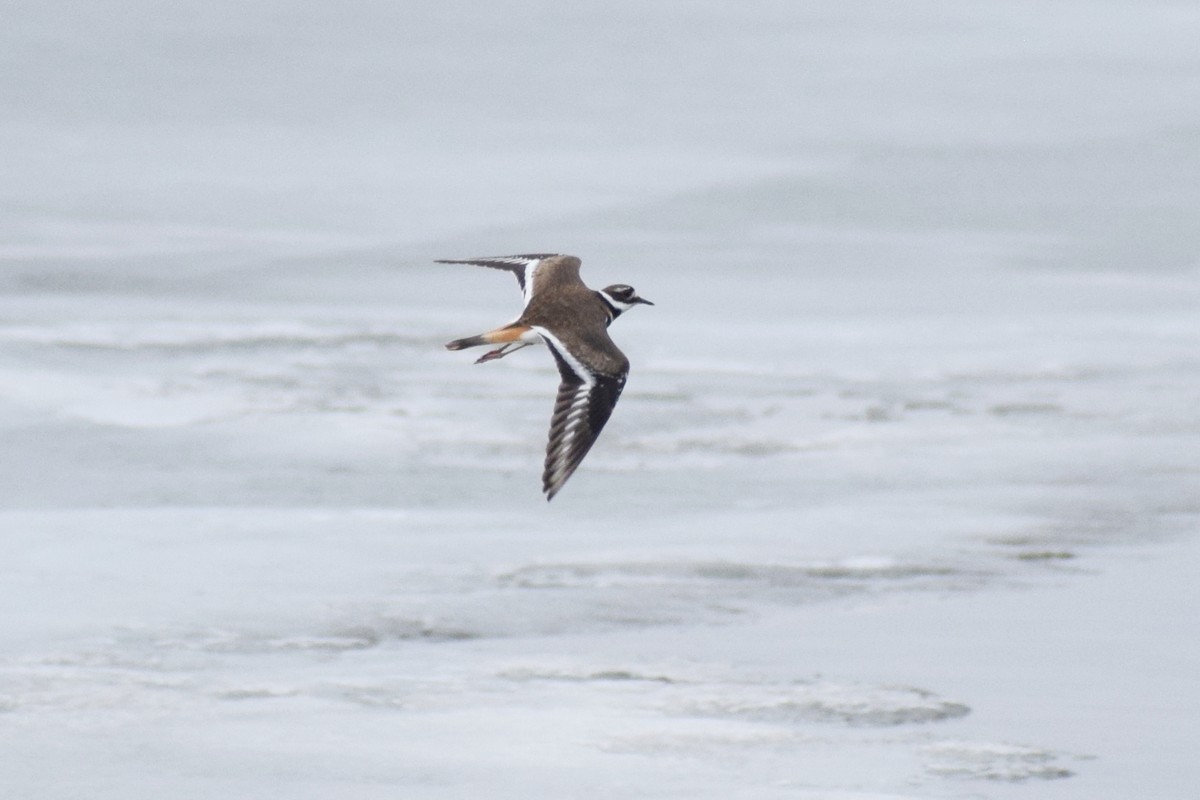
(445, 334, 488, 351)
(446, 325, 534, 351)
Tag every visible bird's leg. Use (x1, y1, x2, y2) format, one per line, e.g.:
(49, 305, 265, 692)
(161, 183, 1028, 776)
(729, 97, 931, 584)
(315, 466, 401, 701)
(474, 342, 531, 364)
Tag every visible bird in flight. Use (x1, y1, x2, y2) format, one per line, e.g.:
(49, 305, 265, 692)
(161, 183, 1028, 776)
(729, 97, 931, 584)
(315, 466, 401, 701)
(440, 254, 653, 500)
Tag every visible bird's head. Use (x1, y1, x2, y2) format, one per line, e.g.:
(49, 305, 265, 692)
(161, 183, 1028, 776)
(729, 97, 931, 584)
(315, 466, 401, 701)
(599, 284, 654, 316)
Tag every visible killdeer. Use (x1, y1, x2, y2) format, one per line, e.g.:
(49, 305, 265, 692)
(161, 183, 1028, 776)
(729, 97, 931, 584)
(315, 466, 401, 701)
(440, 254, 653, 500)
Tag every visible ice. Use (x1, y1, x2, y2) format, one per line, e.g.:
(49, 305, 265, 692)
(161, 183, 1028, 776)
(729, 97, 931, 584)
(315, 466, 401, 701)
(3, 0, 1200, 798)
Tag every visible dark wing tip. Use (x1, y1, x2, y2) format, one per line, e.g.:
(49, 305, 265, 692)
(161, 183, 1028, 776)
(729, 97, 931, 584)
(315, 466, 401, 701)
(434, 254, 563, 264)
(539, 373, 628, 501)
(535, 325, 628, 501)
(435, 254, 571, 296)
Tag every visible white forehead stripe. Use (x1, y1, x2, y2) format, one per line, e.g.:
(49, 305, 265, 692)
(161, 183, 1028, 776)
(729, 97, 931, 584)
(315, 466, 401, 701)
(597, 290, 635, 312)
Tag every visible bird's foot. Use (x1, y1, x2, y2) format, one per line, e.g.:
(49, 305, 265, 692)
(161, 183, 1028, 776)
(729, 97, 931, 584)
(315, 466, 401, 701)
(474, 342, 530, 364)
(474, 349, 504, 364)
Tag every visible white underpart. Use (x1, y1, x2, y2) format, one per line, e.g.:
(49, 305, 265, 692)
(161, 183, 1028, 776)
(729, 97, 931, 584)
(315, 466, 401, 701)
(531, 326, 595, 474)
(516, 328, 545, 345)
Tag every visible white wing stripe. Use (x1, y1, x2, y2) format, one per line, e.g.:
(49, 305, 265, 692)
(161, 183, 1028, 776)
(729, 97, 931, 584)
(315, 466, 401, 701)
(522, 260, 539, 307)
(436, 255, 559, 308)
(534, 328, 600, 491)
(556, 386, 589, 456)
(529, 327, 597, 388)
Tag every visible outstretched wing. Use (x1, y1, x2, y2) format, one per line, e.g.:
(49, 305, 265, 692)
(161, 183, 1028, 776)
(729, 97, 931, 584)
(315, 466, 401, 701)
(531, 325, 629, 501)
(435, 254, 574, 308)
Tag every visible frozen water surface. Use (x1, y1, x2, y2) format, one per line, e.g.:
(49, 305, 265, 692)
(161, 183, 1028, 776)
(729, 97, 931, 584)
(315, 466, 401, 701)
(2, 1, 1199, 798)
